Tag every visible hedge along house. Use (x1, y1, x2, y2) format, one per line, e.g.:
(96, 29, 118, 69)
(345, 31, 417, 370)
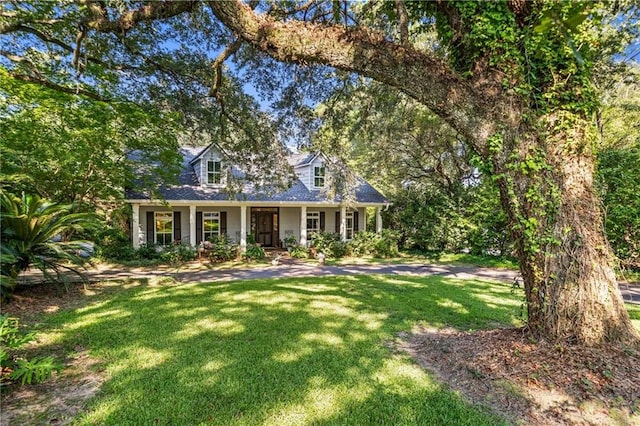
(125, 144, 390, 251)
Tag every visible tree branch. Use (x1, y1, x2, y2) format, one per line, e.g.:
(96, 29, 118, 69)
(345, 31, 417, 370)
(72, 25, 88, 74)
(209, 38, 243, 98)
(395, 0, 409, 46)
(82, 1, 198, 34)
(3, 24, 109, 68)
(207, 0, 495, 151)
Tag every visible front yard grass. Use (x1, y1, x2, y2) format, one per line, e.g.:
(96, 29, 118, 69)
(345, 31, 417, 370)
(18, 274, 525, 425)
(324, 252, 519, 269)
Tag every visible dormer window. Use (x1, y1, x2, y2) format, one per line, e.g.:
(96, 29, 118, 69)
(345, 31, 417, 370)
(314, 165, 325, 188)
(207, 160, 222, 185)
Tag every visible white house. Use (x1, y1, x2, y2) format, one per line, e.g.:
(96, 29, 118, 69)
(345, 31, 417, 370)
(125, 144, 390, 250)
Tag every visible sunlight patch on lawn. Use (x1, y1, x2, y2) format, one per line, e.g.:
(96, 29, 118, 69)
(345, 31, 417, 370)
(356, 312, 388, 330)
(276, 283, 339, 293)
(373, 356, 436, 396)
(264, 383, 371, 426)
(473, 292, 522, 309)
(107, 346, 171, 375)
(219, 306, 251, 314)
(65, 309, 130, 330)
(202, 358, 231, 372)
(307, 299, 360, 317)
(378, 276, 422, 286)
(128, 346, 170, 369)
(271, 346, 314, 363)
(436, 299, 470, 314)
(301, 332, 344, 347)
(627, 304, 640, 330)
(175, 318, 245, 340)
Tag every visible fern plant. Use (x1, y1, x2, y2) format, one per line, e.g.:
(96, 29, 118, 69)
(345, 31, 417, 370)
(1, 314, 62, 386)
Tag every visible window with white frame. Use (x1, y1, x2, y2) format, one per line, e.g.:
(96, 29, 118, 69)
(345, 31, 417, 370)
(313, 165, 325, 188)
(207, 160, 222, 185)
(346, 211, 354, 240)
(155, 212, 173, 245)
(203, 212, 220, 241)
(306, 211, 320, 235)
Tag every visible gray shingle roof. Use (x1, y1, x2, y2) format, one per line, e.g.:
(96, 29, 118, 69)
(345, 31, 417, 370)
(125, 148, 389, 204)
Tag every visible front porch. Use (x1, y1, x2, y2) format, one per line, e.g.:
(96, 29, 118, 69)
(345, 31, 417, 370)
(130, 203, 385, 251)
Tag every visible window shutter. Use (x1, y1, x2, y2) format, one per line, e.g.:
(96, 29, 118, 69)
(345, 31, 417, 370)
(335, 211, 340, 233)
(173, 211, 181, 242)
(220, 211, 227, 235)
(146, 212, 154, 244)
(353, 211, 359, 232)
(319, 212, 325, 231)
(196, 212, 203, 243)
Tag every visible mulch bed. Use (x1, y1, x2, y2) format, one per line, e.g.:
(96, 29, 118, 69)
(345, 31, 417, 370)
(399, 326, 640, 425)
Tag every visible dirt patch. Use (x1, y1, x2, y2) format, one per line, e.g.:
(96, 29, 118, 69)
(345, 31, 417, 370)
(1, 348, 105, 425)
(1, 283, 119, 425)
(398, 326, 640, 425)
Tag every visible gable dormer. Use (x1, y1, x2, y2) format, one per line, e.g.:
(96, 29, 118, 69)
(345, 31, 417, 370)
(292, 152, 330, 190)
(189, 144, 225, 187)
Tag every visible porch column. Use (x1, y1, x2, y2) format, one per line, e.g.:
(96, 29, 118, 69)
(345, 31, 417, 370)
(132, 203, 141, 249)
(376, 206, 383, 233)
(340, 205, 347, 241)
(363, 208, 367, 232)
(189, 205, 196, 246)
(300, 206, 307, 247)
(240, 204, 247, 252)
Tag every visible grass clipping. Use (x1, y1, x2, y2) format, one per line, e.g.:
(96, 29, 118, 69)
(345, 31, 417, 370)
(398, 326, 640, 425)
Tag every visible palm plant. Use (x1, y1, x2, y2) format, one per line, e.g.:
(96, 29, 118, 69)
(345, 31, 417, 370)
(0, 191, 97, 300)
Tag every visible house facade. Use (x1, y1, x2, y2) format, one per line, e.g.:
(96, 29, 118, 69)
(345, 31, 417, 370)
(125, 145, 390, 251)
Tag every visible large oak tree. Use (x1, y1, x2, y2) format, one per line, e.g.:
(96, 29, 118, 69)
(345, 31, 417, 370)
(2, 1, 638, 345)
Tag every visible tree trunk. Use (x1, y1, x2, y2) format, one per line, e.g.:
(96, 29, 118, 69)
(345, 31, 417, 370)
(495, 119, 639, 345)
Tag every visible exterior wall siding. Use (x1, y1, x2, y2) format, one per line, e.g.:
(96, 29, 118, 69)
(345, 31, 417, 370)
(137, 205, 366, 247)
(197, 148, 224, 186)
(139, 205, 190, 244)
(297, 166, 311, 190)
(279, 207, 301, 244)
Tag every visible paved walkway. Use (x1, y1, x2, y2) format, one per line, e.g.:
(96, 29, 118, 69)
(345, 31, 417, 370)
(21, 260, 639, 304)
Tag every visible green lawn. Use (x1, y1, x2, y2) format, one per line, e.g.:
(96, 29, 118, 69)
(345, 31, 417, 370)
(34, 275, 525, 425)
(325, 253, 519, 269)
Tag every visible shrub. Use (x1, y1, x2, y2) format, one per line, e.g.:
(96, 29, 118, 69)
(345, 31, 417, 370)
(283, 235, 297, 248)
(289, 244, 309, 259)
(206, 235, 238, 262)
(311, 231, 347, 259)
(160, 244, 198, 265)
(375, 229, 400, 257)
(243, 244, 265, 262)
(1, 314, 62, 386)
(348, 231, 379, 256)
(135, 243, 161, 260)
(598, 146, 640, 270)
(347, 230, 400, 258)
(96, 227, 135, 260)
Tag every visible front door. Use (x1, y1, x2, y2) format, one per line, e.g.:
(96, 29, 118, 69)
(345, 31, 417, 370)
(256, 212, 273, 246)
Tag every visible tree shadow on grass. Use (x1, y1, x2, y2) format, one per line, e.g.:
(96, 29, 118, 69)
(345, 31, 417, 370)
(30, 275, 519, 425)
